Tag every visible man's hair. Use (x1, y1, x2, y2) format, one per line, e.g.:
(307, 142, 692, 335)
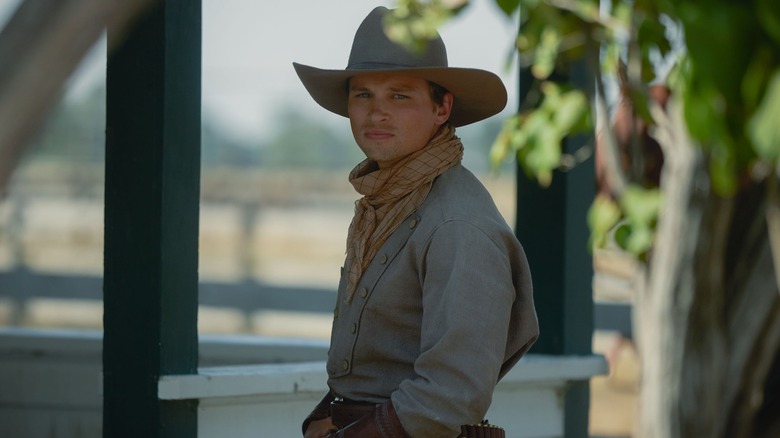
(428, 81, 449, 106)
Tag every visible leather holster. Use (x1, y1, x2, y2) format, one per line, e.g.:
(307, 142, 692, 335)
(301, 391, 336, 435)
(326, 400, 409, 438)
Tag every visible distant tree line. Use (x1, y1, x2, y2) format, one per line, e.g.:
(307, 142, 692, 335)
(23, 83, 512, 175)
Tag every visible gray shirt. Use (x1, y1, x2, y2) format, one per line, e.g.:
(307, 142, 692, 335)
(327, 164, 539, 437)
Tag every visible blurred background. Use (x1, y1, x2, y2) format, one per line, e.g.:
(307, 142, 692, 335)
(0, 1, 637, 436)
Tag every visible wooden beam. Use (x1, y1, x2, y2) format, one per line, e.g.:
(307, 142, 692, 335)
(517, 146, 595, 355)
(515, 64, 595, 437)
(103, 0, 201, 436)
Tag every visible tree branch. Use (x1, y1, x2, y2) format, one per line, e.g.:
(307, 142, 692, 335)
(594, 72, 628, 197)
(766, 172, 780, 295)
(0, 0, 155, 195)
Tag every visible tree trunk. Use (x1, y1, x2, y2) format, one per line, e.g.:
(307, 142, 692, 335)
(634, 99, 704, 438)
(635, 101, 780, 437)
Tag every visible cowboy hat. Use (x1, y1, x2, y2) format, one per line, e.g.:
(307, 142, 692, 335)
(293, 6, 507, 127)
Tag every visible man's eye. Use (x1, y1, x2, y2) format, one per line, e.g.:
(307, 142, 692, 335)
(352, 92, 370, 98)
(393, 94, 409, 100)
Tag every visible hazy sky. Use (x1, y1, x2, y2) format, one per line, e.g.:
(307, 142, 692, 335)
(1, 0, 520, 142)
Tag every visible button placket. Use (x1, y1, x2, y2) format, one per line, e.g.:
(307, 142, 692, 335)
(330, 213, 420, 379)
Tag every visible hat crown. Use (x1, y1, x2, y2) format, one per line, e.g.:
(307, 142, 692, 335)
(293, 6, 507, 127)
(347, 7, 448, 70)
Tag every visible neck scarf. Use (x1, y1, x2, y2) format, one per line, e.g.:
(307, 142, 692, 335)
(343, 124, 463, 302)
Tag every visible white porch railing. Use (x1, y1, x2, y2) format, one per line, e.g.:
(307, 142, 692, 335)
(0, 328, 606, 438)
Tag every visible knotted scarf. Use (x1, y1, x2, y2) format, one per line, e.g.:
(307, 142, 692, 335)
(344, 124, 464, 302)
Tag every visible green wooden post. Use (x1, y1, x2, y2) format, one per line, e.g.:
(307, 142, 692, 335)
(103, 1, 201, 436)
(515, 65, 595, 436)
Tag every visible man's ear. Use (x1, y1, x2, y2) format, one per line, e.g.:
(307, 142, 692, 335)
(435, 92, 454, 125)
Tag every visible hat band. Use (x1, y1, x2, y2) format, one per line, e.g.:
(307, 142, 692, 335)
(346, 61, 444, 70)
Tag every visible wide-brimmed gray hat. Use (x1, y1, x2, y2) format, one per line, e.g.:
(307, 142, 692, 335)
(293, 6, 507, 127)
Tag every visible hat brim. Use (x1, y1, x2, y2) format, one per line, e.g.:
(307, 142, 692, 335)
(293, 62, 507, 127)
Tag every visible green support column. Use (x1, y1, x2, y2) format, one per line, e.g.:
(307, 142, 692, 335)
(103, 1, 201, 437)
(515, 65, 595, 436)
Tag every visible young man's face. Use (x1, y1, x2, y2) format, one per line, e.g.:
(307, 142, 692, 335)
(347, 73, 453, 169)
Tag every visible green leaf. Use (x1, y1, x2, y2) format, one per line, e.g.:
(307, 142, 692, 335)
(574, 1, 600, 23)
(601, 185, 663, 256)
(749, 69, 780, 162)
(613, 223, 632, 251)
(683, 83, 725, 146)
(612, 2, 632, 27)
(553, 90, 588, 132)
(757, 0, 780, 46)
(742, 48, 774, 110)
(601, 43, 622, 76)
(625, 223, 655, 255)
(496, 0, 521, 16)
(588, 195, 622, 250)
(708, 141, 739, 195)
(489, 130, 511, 168)
(620, 185, 662, 226)
(532, 28, 562, 79)
(522, 127, 561, 187)
(384, 1, 456, 53)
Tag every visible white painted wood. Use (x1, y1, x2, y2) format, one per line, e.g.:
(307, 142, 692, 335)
(159, 355, 606, 400)
(158, 362, 329, 400)
(0, 360, 102, 407)
(0, 328, 606, 438)
(198, 393, 326, 437)
(0, 408, 101, 438)
(190, 375, 566, 438)
(158, 355, 606, 438)
(488, 387, 563, 438)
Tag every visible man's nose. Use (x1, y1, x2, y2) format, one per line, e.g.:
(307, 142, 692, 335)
(368, 99, 389, 120)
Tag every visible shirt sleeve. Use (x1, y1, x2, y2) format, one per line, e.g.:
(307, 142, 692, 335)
(391, 219, 518, 437)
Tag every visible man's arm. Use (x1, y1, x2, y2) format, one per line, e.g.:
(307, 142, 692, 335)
(392, 220, 519, 436)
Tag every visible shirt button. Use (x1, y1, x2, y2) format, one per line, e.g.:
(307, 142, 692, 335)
(379, 254, 388, 264)
(409, 218, 417, 229)
(342, 360, 349, 370)
(360, 287, 368, 298)
(351, 323, 357, 333)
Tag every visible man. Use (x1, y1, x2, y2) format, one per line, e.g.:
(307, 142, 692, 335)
(293, 6, 538, 437)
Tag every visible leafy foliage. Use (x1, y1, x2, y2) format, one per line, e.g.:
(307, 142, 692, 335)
(491, 81, 590, 186)
(384, 0, 467, 53)
(391, 0, 780, 257)
(588, 193, 621, 249)
(588, 184, 661, 257)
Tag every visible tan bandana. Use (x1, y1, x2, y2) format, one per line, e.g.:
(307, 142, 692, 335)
(343, 124, 464, 302)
